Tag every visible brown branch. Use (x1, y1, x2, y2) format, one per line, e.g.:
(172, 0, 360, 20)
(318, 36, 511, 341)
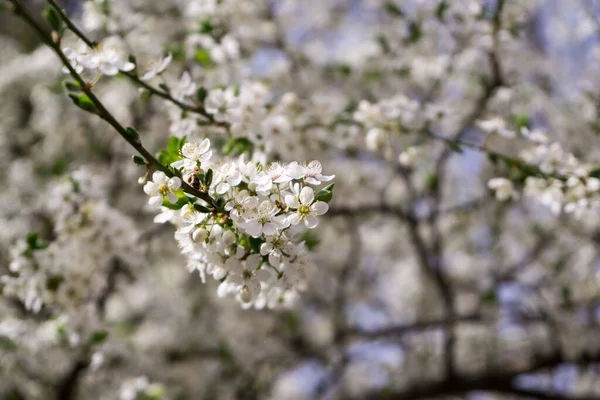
(344, 314, 481, 340)
(350, 350, 600, 400)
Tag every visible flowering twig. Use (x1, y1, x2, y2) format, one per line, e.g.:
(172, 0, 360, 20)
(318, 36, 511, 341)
(9, 0, 220, 209)
(45, 0, 227, 128)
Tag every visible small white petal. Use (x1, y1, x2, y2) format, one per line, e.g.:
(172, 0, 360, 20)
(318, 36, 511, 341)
(168, 177, 181, 190)
(299, 186, 314, 205)
(149, 196, 162, 207)
(305, 215, 318, 228)
(167, 193, 178, 203)
(311, 201, 329, 215)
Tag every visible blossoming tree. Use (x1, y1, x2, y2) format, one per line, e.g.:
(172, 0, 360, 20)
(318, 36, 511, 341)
(1, 0, 600, 399)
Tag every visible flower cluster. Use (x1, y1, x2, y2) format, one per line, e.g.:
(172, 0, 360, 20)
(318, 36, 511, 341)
(488, 128, 600, 216)
(143, 137, 334, 308)
(352, 96, 422, 155)
(63, 39, 134, 76)
(1, 169, 141, 313)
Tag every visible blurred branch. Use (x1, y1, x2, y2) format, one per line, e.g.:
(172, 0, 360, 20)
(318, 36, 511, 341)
(352, 350, 600, 400)
(53, 355, 90, 400)
(327, 204, 408, 220)
(344, 314, 481, 339)
(95, 257, 135, 319)
(491, 388, 599, 400)
(315, 221, 362, 397)
(496, 230, 556, 283)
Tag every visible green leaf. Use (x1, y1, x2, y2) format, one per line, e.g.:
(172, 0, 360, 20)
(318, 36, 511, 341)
(384, 2, 404, 17)
(588, 165, 600, 178)
(364, 69, 382, 82)
(64, 80, 81, 92)
(314, 183, 335, 203)
(46, 274, 64, 291)
(218, 341, 233, 362)
(435, 0, 449, 20)
(222, 137, 253, 156)
(282, 311, 300, 332)
(561, 286, 572, 307)
(408, 22, 422, 43)
(300, 231, 320, 250)
(50, 156, 70, 175)
(124, 127, 141, 144)
(26, 232, 39, 249)
(68, 93, 97, 113)
(196, 87, 208, 104)
(488, 153, 499, 165)
(132, 155, 147, 166)
(513, 113, 530, 129)
(333, 64, 352, 77)
(200, 18, 213, 34)
(157, 151, 177, 166)
(194, 49, 213, 67)
(162, 195, 189, 210)
(158, 136, 184, 165)
(43, 5, 63, 32)
(167, 136, 180, 153)
(425, 173, 438, 192)
(88, 330, 109, 346)
(393, 67, 411, 77)
(376, 35, 391, 54)
(481, 289, 496, 305)
(26, 232, 48, 250)
(204, 168, 213, 187)
(0, 336, 18, 351)
(116, 317, 139, 335)
(165, 42, 185, 62)
(248, 236, 263, 253)
(101, 0, 111, 14)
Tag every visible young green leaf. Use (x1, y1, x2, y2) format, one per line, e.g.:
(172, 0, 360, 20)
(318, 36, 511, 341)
(68, 93, 98, 113)
(88, 330, 109, 346)
(204, 168, 213, 187)
(132, 155, 147, 166)
(124, 127, 141, 144)
(314, 183, 335, 203)
(43, 5, 63, 32)
(162, 195, 189, 210)
(194, 49, 212, 67)
(196, 87, 208, 103)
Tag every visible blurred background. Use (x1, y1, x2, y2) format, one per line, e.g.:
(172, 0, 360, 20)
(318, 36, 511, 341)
(1, 0, 600, 399)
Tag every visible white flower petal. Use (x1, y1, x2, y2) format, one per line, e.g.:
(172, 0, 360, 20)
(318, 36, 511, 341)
(299, 186, 314, 205)
(311, 201, 329, 215)
(305, 215, 318, 228)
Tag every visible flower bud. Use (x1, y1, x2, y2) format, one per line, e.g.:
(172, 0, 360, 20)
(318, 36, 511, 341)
(192, 228, 207, 243)
(222, 230, 236, 246)
(240, 285, 252, 303)
(366, 128, 385, 151)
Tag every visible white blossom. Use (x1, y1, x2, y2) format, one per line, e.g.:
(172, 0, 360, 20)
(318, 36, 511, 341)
(488, 178, 517, 201)
(77, 43, 135, 76)
(143, 171, 182, 207)
(204, 88, 241, 123)
(140, 53, 173, 81)
(285, 186, 329, 228)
